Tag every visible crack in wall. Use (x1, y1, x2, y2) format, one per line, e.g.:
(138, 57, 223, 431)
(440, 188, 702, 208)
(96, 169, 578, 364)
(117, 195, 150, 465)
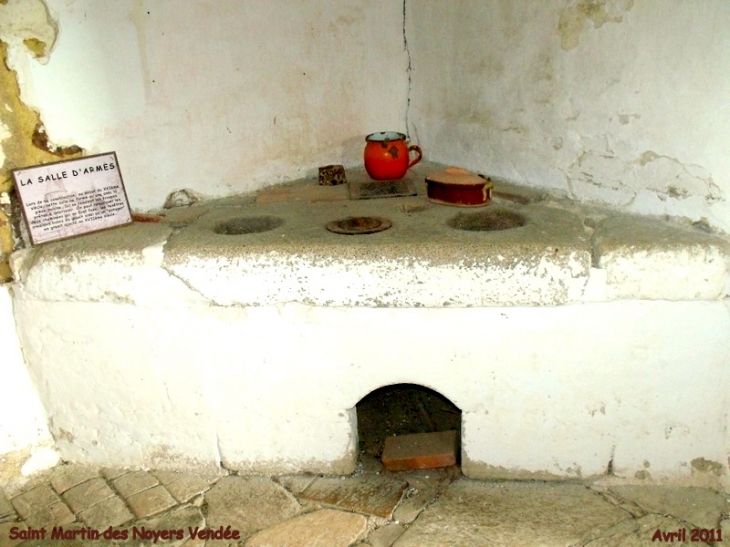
(159, 233, 216, 305)
(403, 0, 413, 140)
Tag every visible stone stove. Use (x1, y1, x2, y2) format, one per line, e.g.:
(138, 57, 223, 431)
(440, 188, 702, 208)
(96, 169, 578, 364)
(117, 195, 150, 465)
(9, 163, 730, 488)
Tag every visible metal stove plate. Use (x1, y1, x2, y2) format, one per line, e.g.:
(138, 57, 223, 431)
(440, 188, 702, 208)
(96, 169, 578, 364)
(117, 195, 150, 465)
(348, 178, 416, 200)
(326, 216, 392, 235)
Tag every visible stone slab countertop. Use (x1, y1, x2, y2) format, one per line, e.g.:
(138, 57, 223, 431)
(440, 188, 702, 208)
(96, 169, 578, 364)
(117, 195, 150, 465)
(10, 162, 730, 307)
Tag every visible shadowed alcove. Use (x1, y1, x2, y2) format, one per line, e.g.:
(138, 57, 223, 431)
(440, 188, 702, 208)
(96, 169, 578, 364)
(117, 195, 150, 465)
(355, 383, 462, 467)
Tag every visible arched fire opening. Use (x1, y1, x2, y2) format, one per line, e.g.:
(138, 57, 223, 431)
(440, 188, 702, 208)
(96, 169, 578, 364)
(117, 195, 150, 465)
(355, 383, 462, 470)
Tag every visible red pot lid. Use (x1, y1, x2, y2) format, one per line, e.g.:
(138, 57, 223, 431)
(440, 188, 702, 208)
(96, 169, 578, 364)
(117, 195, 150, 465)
(425, 167, 492, 187)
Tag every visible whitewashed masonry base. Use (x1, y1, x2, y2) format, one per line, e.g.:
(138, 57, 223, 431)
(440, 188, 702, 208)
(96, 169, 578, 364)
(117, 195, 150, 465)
(8, 179, 730, 488)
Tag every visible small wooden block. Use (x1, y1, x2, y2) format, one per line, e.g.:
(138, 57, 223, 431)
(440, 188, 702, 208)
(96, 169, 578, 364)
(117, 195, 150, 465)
(381, 430, 458, 471)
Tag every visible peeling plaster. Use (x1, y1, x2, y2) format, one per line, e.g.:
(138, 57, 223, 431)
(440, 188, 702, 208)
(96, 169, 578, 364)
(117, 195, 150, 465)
(635, 151, 722, 204)
(691, 457, 724, 477)
(0, 0, 58, 61)
(566, 139, 721, 215)
(558, 0, 634, 51)
(0, 1, 84, 281)
(618, 113, 640, 125)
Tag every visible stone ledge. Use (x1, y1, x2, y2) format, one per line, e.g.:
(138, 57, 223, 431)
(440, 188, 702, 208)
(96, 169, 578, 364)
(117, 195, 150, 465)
(8, 171, 730, 307)
(162, 200, 591, 307)
(592, 215, 730, 300)
(9, 223, 207, 306)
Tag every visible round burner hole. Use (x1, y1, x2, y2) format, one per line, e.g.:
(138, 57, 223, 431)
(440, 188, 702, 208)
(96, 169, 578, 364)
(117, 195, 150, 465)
(448, 210, 526, 232)
(214, 216, 284, 235)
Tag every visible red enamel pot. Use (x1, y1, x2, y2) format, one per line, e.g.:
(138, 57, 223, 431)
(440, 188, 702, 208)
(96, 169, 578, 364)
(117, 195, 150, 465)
(364, 132, 422, 180)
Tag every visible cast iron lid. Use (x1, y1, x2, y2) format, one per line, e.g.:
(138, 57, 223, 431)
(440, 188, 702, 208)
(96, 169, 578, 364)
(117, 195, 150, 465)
(326, 216, 392, 235)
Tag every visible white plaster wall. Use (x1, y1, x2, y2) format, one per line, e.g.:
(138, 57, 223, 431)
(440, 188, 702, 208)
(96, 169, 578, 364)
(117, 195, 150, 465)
(0, 285, 52, 455)
(6, 0, 408, 210)
(407, 0, 730, 232)
(7, 0, 730, 230)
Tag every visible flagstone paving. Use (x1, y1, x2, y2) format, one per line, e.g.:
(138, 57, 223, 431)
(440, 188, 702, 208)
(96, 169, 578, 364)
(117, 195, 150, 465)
(1, 462, 729, 547)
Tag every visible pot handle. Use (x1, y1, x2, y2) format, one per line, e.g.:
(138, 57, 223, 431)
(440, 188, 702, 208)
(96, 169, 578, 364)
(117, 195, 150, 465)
(408, 145, 423, 169)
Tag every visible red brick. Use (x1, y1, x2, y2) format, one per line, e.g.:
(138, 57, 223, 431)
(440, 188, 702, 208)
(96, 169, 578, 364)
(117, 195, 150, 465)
(381, 430, 458, 471)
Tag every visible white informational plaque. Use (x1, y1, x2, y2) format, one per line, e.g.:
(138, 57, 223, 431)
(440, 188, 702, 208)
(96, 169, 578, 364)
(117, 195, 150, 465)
(12, 152, 133, 245)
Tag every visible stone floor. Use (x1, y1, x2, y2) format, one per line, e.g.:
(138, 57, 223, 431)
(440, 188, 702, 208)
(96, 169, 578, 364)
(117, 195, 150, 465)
(2, 385, 728, 546)
(1, 458, 729, 547)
